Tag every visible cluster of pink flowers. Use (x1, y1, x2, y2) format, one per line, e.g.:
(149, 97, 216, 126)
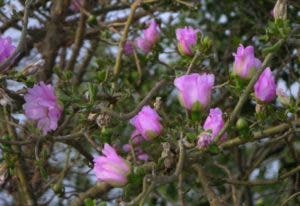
(20, 20, 280, 187)
(124, 21, 199, 57)
(173, 73, 225, 148)
(233, 45, 277, 103)
(0, 36, 15, 64)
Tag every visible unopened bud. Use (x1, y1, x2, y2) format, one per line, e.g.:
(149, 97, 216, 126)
(0, 88, 13, 106)
(236, 118, 248, 130)
(273, 0, 287, 20)
(22, 60, 45, 76)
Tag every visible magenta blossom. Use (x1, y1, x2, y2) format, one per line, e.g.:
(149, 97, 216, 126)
(197, 108, 226, 148)
(130, 106, 162, 140)
(93, 144, 130, 187)
(23, 82, 62, 135)
(136, 21, 160, 54)
(0, 36, 15, 64)
(123, 41, 134, 56)
(233, 44, 262, 79)
(176, 27, 198, 56)
(174, 73, 215, 111)
(254, 67, 277, 103)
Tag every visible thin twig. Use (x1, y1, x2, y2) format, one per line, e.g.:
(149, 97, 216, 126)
(113, 0, 142, 75)
(133, 49, 142, 85)
(65, 0, 88, 71)
(280, 191, 300, 206)
(193, 164, 223, 206)
(95, 79, 167, 120)
(69, 183, 111, 206)
(186, 51, 200, 74)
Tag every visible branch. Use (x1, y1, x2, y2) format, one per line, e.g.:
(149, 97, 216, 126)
(65, 0, 88, 71)
(222, 165, 300, 186)
(214, 40, 284, 142)
(186, 50, 200, 74)
(69, 183, 111, 206)
(95, 79, 167, 120)
(3, 107, 36, 205)
(113, 0, 142, 75)
(192, 164, 223, 206)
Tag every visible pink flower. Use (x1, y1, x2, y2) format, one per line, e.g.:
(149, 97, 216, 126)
(130, 106, 162, 140)
(233, 44, 262, 79)
(136, 21, 160, 54)
(123, 41, 134, 56)
(197, 108, 226, 148)
(176, 27, 198, 56)
(23, 82, 62, 135)
(93, 144, 131, 187)
(174, 73, 215, 111)
(254, 67, 277, 103)
(0, 36, 15, 64)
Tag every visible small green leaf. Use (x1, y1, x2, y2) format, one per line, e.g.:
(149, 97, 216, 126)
(208, 143, 219, 155)
(84, 198, 95, 206)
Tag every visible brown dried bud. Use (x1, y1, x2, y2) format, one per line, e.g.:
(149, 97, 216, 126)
(87, 113, 97, 121)
(0, 88, 13, 106)
(22, 59, 45, 76)
(0, 162, 8, 187)
(154, 97, 162, 111)
(273, 0, 287, 20)
(96, 113, 111, 128)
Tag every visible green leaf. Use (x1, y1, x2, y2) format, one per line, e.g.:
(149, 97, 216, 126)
(208, 143, 220, 155)
(84, 198, 95, 206)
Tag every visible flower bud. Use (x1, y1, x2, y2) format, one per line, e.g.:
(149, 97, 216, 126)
(123, 41, 134, 56)
(93, 144, 131, 187)
(254, 68, 277, 103)
(232, 44, 262, 79)
(176, 27, 198, 56)
(197, 108, 226, 148)
(236, 118, 248, 130)
(273, 0, 287, 20)
(136, 21, 160, 54)
(0, 36, 15, 65)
